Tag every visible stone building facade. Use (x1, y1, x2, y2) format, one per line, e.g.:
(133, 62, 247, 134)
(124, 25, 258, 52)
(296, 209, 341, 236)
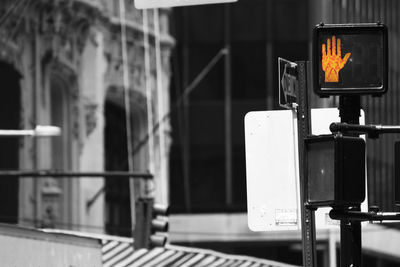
(0, 0, 174, 235)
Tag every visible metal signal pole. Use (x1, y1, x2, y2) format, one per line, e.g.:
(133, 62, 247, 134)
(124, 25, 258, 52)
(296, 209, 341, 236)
(338, 96, 362, 267)
(296, 61, 317, 267)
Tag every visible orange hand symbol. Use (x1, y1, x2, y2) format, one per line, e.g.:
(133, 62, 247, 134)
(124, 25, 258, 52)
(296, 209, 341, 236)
(322, 36, 351, 83)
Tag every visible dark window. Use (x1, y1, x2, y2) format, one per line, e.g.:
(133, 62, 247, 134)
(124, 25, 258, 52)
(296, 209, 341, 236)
(104, 99, 131, 236)
(0, 62, 21, 223)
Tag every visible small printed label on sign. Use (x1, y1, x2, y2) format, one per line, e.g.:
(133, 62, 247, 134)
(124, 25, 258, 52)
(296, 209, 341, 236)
(275, 209, 298, 226)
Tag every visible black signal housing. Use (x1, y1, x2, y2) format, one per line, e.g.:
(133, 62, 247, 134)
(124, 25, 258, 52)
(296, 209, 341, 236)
(313, 23, 388, 97)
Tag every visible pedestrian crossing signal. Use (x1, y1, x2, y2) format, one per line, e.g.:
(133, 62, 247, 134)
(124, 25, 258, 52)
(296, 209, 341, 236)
(321, 35, 351, 83)
(313, 23, 388, 97)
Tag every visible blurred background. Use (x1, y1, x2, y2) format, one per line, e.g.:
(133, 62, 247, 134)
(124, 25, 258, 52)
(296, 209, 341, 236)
(0, 0, 399, 266)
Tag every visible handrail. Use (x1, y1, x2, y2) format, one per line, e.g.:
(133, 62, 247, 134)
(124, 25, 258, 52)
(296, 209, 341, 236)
(330, 209, 400, 222)
(0, 170, 153, 179)
(330, 122, 400, 138)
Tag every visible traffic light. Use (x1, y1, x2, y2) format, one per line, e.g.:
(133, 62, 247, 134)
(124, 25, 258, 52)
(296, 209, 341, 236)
(149, 203, 169, 247)
(305, 135, 365, 207)
(313, 23, 388, 97)
(134, 198, 169, 249)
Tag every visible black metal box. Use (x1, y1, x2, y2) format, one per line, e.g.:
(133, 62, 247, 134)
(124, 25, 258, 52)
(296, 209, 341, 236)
(313, 23, 388, 97)
(395, 141, 400, 206)
(306, 135, 365, 207)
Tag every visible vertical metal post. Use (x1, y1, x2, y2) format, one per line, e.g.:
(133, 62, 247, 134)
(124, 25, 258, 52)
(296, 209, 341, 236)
(338, 95, 362, 267)
(182, 8, 192, 212)
(329, 229, 338, 267)
(134, 197, 153, 249)
(296, 61, 317, 267)
(265, 0, 274, 109)
(34, 26, 41, 228)
(224, 4, 233, 206)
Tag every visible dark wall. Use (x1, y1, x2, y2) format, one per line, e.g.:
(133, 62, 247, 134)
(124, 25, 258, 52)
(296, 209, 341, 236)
(169, 0, 310, 213)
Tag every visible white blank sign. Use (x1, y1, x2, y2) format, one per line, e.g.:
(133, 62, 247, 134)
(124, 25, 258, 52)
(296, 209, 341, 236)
(245, 110, 300, 231)
(245, 108, 367, 232)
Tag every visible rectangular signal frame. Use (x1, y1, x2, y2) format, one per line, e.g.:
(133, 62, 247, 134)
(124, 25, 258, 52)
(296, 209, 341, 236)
(313, 23, 388, 97)
(305, 135, 366, 208)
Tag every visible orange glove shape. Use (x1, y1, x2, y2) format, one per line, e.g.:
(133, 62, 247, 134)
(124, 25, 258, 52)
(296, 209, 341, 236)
(322, 36, 351, 83)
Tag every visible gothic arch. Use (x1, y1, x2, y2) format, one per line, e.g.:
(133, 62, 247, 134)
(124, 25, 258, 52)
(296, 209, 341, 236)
(44, 56, 81, 142)
(40, 56, 81, 228)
